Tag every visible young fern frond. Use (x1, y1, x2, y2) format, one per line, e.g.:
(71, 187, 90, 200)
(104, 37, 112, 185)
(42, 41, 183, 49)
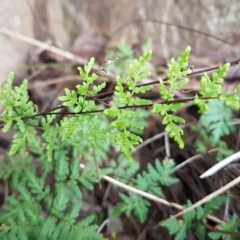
(153, 46, 192, 149)
(104, 50, 152, 160)
(194, 63, 231, 113)
(0, 73, 38, 155)
(161, 218, 188, 240)
(58, 58, 111, 159)
(1, 47, 238, 160)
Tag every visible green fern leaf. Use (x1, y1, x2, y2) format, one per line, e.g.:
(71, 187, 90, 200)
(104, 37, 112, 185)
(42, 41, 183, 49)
(183, 200, 195, 226)
(52, 183, 69, 215)
(136, 172, 164, 197)
(54, 149, 69, 181)
(160, 218, 187, 240)
(203, 195, 227, 215)
(65, 202, 82, 224)
(110, 154, 139, 184)
(113, 193, 150, 223)
(9, 132, 27, 155)
(147, 158, 178, 186)
(78, 162, 98, 190)
(37, 216, 57, 239)
(68, 180, 82, 199)
(195, 223, 206, 240)
(201, 100, 234, 142)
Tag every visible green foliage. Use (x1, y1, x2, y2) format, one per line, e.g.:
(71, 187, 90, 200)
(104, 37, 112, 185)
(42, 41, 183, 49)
(160, 196, 229, 240)
(0, 64, 113, 238)
(1, 47, 238, 160)
(110, 154, 140, 184)
(161, 218, 188, 240)
(192, 99, 235, 161)
(112, 158, 178, 221)
(208, 215, 239, 240)
(112, 193, 150, 223)
(0, 144, 105, 240)
(104, 50, 152, 160)
(201, 100, 235, 142)
(194, 63, 231, 113)
(153, 46, 192, 149)
(0, 73, 38, 155)
(0, 58, 116, 239)
(142, 158, 178, 191)
(58, 58, 110, 156)
(0, 45, 240, 239)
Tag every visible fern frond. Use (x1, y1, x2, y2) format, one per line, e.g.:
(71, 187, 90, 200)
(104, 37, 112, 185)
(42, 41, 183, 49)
(208, 215, 239, 240)
(78, 161, 99, 190)
(201, 100, 235, 142)
(52, 183, 69, 217)
(54, 149, 70, 182)
(147, 158, 178, 186)
(202, 195, 228, 216)
(110, 154, 139, 184)
(112, 193, 150, 223)
(160, 218, 187, 240)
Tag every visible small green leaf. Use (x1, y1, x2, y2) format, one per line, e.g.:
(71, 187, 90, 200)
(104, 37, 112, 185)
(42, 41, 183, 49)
(161, 218, 187, 240)
(2, 120, 12, 133)
(85, 57, 95, 75)
(134, 85, 152, 94)
(173, 78, 189, 89)
(104, 107, 120, 118)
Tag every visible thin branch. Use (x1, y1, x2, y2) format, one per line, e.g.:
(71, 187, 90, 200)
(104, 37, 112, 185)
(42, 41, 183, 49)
(138, 59, 240, 88)
(223, 198, 230, 221)
(97, 219, 109, 234)
(31, 96, 216, 118)
(91, 58, 240, 100)
(0, 97, 213, 129)
(82, 163, 182, 208)
(164, 134, 171, 158)
(0, 93, 215, 129)
(176, 148, 218, 170)
(176, 154, 204, 170)
(170, 175, 240, 220)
